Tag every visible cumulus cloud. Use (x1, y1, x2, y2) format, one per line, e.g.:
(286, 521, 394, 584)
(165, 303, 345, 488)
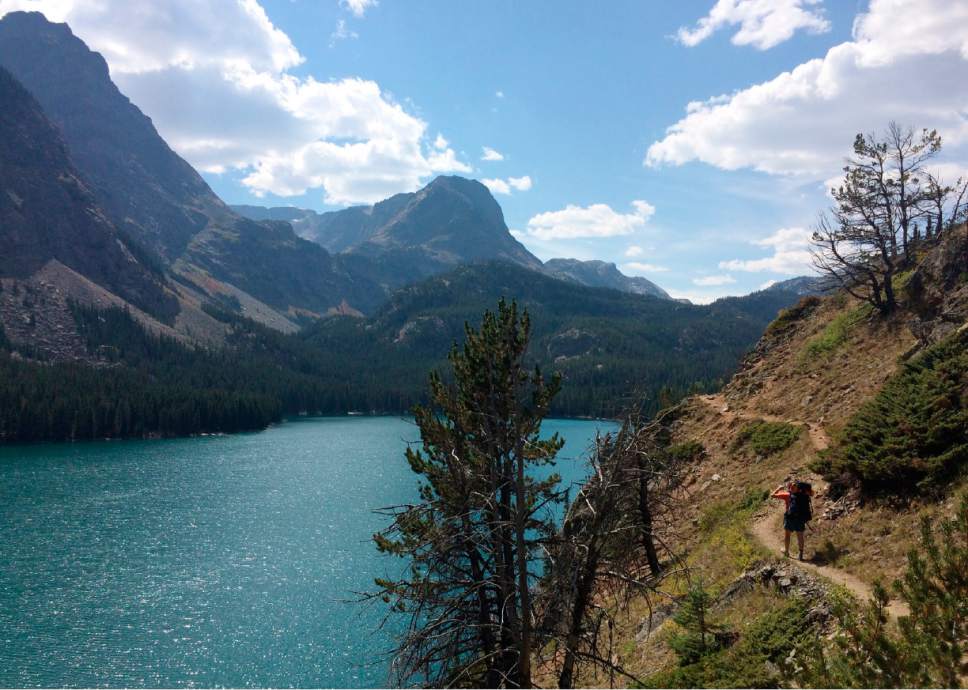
(719, 226, 815, 274)
(482, 175, 532, 195)
(482, 178, 511, 195)
(508, 175, 532, 191)
(624, 245, 645, 257)
(677, 0, 830, 50)
(623, 262, 669, 273)
(0, 0, 469, 205)
(650, 0, 968, 180)
(481, 146, 504, 161)
(342, 0, 376, 18)
(524, 200, 655, 240)
(693, 274, 736, 286)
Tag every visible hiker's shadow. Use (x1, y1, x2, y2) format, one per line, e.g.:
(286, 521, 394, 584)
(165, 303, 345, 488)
(811, 539, 849, 566)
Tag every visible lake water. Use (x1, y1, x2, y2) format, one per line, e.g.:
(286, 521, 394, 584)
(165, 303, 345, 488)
(0, 416, 614, 688)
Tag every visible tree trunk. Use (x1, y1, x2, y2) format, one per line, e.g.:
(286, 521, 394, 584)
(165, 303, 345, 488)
(558, 542, 601, 688)
(637, 457, 662, 577)
(514, 452, 532, 688)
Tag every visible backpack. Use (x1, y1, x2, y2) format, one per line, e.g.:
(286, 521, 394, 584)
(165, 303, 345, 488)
(788, 491, 812, 522)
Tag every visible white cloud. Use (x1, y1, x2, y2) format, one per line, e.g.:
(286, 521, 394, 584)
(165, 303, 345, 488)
(482, 178, 511, 195)
(760, 279, 778, 289)
(482, 175, 532, 195)
(481, 146, 504, 161)
(524, 200, 655, 240)
(649, 0, 968, 180)
(508, 175, 532, 191)
(433, 133, 449, 150)
(623, 262, 669, 273)
(342, 0, 376, 18)
(495, 90, 505, 98)
(693, 274, 736, 286)
(677, 0, 830, 50)
(719, 226, 815, 274)
(0, 0, 469, 205)
(329, 19, 358, 47)
(624, 245, 644, 257)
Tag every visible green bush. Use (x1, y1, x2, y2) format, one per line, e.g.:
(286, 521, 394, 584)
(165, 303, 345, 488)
(812, 331, 968, 493)
(640, 598, 814, 688)
(734, 420, 802, 457)
(668, 440, 705, 464)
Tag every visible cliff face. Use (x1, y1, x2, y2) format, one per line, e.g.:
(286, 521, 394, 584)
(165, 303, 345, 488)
(0, 66, 176, 321)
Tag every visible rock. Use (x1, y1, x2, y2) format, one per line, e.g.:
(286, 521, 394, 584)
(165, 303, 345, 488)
(711, 473, 722, 482)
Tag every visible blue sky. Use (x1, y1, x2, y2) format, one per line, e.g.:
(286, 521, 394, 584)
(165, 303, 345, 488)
(3, 0, 967, 302)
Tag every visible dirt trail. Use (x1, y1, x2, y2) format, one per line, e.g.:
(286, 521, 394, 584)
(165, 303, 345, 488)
(696, 394, 910, 618)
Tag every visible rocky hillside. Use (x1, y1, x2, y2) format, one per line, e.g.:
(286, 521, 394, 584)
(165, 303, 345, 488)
(591, 226, 968, 686)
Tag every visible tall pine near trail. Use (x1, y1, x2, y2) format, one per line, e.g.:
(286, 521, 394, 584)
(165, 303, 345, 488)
(373, 299, 563, 688)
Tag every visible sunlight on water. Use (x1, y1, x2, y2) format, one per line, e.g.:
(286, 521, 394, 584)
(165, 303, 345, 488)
(0, 416, 614, 687)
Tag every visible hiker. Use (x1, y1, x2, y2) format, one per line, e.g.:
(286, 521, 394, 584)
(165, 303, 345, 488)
(770, 481, 813, 560)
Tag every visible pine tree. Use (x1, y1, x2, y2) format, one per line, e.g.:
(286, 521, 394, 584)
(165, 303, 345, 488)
(372, 299, 563, 688)
(670, 580, 726, 666)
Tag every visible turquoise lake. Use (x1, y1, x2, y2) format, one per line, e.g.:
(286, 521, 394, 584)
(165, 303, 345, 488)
(0, 416, 614, 688)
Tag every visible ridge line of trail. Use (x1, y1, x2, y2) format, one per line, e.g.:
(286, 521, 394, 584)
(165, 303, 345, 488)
(693, 393, 909, 619)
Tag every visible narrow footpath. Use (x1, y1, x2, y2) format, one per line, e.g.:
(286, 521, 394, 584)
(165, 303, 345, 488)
(696, 394, 910, 619)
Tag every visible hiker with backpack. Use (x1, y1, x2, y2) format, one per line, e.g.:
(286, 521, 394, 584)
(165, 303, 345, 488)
(770, 481, 813, 560)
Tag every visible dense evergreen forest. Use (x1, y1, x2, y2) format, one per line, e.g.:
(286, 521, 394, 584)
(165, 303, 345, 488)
(0, 263, 802, 442)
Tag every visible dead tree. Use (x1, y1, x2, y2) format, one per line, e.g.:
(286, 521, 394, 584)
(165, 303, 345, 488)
(539, 408, 690, 688)
(812, 124, 946, 314)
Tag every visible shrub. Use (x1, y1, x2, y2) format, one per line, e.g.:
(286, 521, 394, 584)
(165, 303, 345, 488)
(668, 440, 705, 464)
(640, 598, 814, 688)
(734, 420, 802, 457)
(812, 331, 968, 493)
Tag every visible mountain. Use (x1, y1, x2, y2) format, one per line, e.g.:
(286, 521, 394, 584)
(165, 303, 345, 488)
(0, 66, 176, 322)
(542, 258, 671, 299)
(233, 191, 680, 299)
(0, 11, 385, 326)
(0, 11, 214, 264)
(233, 176, 543, 290)
(764, 275, 832, 296)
